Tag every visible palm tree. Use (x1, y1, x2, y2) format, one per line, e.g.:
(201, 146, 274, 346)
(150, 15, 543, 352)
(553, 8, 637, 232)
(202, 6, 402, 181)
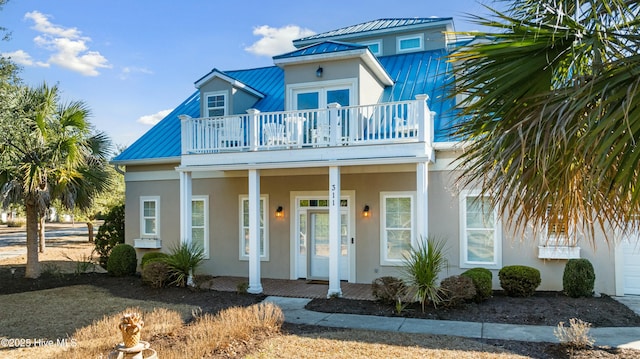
(0, 83, 112, 278)
(448, 0, 640, 244)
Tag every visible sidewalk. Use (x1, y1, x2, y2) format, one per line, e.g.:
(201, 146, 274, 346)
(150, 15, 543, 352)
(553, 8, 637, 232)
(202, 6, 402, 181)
(264, 296, 640, 350)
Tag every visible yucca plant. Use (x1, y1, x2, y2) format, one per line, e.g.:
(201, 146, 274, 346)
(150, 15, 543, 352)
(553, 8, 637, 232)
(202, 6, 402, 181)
(402, 236, 449, 311)
(162, 241, 205, 287)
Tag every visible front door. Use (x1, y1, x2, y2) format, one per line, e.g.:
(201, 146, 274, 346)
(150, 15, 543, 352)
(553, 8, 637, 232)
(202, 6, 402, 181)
(307, 211, 349, 280)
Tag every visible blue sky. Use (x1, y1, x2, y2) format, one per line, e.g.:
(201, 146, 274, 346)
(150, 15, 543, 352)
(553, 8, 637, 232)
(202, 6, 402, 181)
(2, 0, 496, 149)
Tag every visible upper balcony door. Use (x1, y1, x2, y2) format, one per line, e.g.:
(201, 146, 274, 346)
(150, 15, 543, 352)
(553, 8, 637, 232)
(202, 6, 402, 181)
(293, 87, 351, 110)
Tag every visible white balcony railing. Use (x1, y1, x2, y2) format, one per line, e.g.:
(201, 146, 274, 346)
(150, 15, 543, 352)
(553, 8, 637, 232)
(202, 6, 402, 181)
(180, 94, 432, 155)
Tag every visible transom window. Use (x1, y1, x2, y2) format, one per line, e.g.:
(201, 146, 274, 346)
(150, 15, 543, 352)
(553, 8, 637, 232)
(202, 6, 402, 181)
(459, 190, 501, 269)
(140, 196, 160, 238)
(239, 195, 269, 260)
(380, 192, 415, 265)
(205, 91, 227, 117)
(397, 34, 424, 52)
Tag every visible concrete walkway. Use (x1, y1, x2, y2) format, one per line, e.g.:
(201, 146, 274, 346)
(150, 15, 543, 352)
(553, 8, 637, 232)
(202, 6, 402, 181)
(265, 296, 640, 350)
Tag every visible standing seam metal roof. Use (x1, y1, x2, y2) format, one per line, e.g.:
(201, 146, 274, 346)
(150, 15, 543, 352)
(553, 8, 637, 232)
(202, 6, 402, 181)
(114, 49, 456, 163)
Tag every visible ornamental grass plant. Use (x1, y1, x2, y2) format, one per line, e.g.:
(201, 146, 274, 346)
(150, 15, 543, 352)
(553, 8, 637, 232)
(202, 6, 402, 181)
(402, 236, 448, 311)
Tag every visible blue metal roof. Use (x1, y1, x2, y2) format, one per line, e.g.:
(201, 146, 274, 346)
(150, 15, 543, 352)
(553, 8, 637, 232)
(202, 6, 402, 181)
(294, 18, 453, 46)
(114, 49, 457, 163)
(273, 41, 368, 60)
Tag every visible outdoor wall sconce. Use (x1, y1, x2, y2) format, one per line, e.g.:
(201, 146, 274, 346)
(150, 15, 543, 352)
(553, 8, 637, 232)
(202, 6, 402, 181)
(316, 66, 323, 77)
(363, 205, 370, 218)
(275, 206, 284, 218)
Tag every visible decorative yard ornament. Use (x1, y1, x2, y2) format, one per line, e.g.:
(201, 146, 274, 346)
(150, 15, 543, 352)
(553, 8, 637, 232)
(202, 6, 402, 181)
(109, 312, 157, 359)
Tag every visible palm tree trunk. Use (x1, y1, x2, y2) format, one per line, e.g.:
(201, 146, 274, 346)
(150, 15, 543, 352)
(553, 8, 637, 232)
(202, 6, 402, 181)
(38, 215, 46, 253)
(25, 201, 41, 278)
(87, 221, 94, 242)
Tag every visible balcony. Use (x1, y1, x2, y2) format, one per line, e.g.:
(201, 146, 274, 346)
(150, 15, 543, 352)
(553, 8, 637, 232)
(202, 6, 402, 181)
(179, 95, 434, 168)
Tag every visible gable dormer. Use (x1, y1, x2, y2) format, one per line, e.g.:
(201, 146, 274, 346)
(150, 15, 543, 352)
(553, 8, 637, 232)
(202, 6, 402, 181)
(194, 69, 265, 117)
(293, 18, 455, 56)
(273, 41, 393, 110)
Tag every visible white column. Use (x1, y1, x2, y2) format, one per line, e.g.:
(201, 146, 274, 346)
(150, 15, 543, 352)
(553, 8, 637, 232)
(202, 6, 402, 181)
(328, 166, 342, 297)
(179, 171, 193, 244)
(416, 162, 429, 243)
(247, 169, 263, 294)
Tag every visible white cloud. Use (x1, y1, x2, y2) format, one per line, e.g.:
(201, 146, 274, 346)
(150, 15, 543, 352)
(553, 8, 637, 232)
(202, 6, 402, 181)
(1, 50, 49, 67)
(137, 109, 173, 125)
(245, 25, 315, 57)
(119, 66, 154, 80)
(24, 11, 111, 76)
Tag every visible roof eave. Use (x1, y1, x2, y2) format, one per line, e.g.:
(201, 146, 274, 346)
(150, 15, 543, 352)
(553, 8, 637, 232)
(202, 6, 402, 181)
(110, 156, 181, 167)
(194, 70, 265, 99)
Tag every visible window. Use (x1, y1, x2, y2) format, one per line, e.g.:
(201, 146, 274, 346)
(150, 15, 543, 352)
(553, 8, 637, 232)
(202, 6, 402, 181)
(239, 195, 269, 260)
(459, 190, 501, 269)
(361, 40, 382, 56)
(192, 196, 209, 258)
(140, 196, 160, 238)
(397, 34, 424, 52)
(205, 91, 227, 117)
(380, 192, 415, 265)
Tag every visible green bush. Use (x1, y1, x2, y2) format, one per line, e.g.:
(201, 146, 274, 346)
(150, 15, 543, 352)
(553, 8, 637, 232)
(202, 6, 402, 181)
(402, 236, 449, 311)
(141, 261, 171, 288)
(141, 252, 169, 269)
(499, 265, 541, 297)
(163, 242, 205, 287)
(107, 244, 137, 277)
(440, 275, 476, 307)
(371, 276, 408, 303)
(94, 204, 125, 268)
(563, 259, 595, 298)
(461, 267, 493, 302)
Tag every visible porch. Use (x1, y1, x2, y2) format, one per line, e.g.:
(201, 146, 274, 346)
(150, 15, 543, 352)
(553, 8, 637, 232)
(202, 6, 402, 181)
(203, 276, 374, 300)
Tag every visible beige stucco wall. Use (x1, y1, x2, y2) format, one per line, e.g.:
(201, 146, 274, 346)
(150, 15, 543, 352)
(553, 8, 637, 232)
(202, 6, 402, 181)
(124, 162, 618, 294)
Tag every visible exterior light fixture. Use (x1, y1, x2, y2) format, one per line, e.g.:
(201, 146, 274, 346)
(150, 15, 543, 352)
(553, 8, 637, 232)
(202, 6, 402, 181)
(316, 66, 323, 77)
(275, 206, 284, 218)
(363, 205, 370, 218)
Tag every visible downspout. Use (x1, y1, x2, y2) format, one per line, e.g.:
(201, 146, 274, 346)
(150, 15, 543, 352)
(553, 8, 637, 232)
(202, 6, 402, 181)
(114, 164, 125, 175)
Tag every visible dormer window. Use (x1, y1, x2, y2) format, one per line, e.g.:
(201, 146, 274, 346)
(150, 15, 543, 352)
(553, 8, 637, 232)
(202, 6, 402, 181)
(397, 34, 424, 52)
(206, 91, 227, 117)
(361, 40, 382, 56)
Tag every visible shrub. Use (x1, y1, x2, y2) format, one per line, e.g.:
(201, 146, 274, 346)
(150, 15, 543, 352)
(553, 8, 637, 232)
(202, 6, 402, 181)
(141, 252, 169, 269)
(554, 318, 595, 349)
(141, 261, 171, 288)
(107, 244, 137, 277)
(461, 267, 493, 302)
(563, 259, 595, 298)
(94, 204, 125, 268)
(440, 275, 476, 307)
(402, 236, 449, 311)
(498, 265, 541, 297)
(371, 276, 408, 303)
(163, 242, 205, 287)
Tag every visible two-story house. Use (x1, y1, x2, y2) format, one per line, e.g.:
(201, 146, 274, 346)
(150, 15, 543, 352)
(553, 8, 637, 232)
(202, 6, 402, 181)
(113, 18, 640, 297)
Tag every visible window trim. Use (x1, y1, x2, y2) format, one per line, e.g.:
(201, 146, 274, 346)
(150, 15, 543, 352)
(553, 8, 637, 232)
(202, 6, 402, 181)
(192, 195, 209, 259)
(239, 195, 269, 261)
(286, 78, 358, 110)
(459, 190, 502, 269)
(204, 90, 228, 117)
(361, 40, 382, 56)
(140, 196, 160, 239)
(380, 191, 416, 266)
(397, 33, 424, 53)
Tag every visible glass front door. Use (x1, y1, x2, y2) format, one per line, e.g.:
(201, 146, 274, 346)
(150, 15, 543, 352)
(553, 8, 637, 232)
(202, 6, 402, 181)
(307, 211, 349, 280)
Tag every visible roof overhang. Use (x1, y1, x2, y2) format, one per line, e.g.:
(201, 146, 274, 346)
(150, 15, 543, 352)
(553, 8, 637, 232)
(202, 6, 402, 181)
(194, 69, 265, 99)
(110, 156, 181, 167)
(273, 48, 394, 86)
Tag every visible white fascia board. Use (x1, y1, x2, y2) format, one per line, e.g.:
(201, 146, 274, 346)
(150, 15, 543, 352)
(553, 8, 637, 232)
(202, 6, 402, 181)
(432, 141, 462, 151)
(274, 49, 393, 86)
(194, 70, 264, 99)
(294, 19, 455, 47)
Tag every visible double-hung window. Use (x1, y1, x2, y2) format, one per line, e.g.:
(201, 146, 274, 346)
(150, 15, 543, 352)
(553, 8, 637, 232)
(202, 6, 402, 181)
(205, 91, 227, 117)
(239, 195, 269, 260)
(380, 192, 415, 265)
(459, 190, 501, 269)
(140, 196, 160, 238)
(192, 196, 209, 258)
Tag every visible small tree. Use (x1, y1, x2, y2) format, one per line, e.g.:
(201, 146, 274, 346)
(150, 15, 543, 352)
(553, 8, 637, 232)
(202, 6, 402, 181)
(94, 204, 125, 268)
(402, 236, 448, 311)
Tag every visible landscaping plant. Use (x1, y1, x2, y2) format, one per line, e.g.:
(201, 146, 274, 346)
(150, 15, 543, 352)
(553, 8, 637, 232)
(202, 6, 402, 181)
(140, 251, 169, 269)
(163, 241, 205, 287)
(498, 265, 541, 297)
(461, 267, 493, 302)
(402, 236, 448, 311)
(554, 318, 595, 349)
(94, 204, 125, 268)
(106, 243, 137, 277)
(141, 261, 171, 288)
(371, 276, 408, 304)
(563, 258, 595, 298)
(440, 275, 476, 308)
